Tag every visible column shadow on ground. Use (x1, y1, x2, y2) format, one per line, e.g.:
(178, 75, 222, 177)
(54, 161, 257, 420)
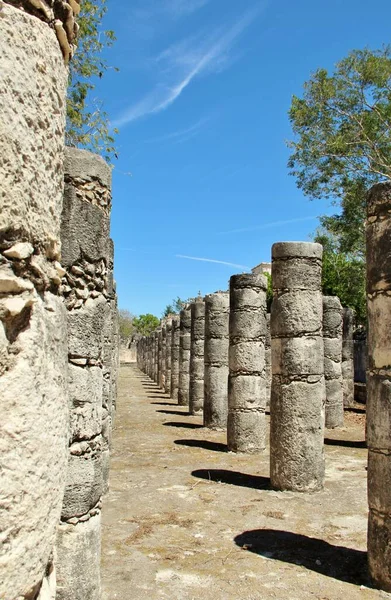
(151, 401, 179, 406)
(175, 439, 227, 453)
(345, 406, 366, 414)
(191, 469, 270, 490)
(324, 438, 366, 449)
(163, 422, 204, 429)
(234, 529, 369, 586)
(157, 409, 190, 416)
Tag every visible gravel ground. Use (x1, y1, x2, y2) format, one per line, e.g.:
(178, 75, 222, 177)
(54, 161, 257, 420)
(101, 364, 390, 600)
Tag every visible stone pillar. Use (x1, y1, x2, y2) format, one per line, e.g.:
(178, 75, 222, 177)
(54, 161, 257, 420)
(165, 318, 173, 394)
(158, 325, 166, 389)
(323, 296, 344, 429)
(227, 274, 267, 452)
(178, 306, 191, 406)
(0, 3, 77, 598)
(366, 182, 391, 592)
(189, 299, 206, 415)
(342, 307, 355, 408)
(154, 330, 159, 383)
(204, 291, 230, 429)
(265, 313, 271, 408)
(171, 317, 180, 401)
(270, 242, 325, 492)
(56, 147, 114, 600)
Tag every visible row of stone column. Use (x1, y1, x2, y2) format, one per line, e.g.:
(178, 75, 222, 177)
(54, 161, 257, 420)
(137, 187, 391, 592)
(137, 244, 346, 490)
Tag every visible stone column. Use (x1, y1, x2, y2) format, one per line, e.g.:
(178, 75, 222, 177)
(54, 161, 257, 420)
(342, 307, 355, 408)
(270, 242, 325, 492)
(366, 182, 391, 592)
(189, 298, 206, 415)
(158, 325, 166, 389)
(204, 291, 229, 429)
(323, 296, 344, 429)
(154, 330, 159, 383)
(228, 274, 267, 452)
(265, 313, 271, 408)
(171, 317, 180, 401)
(165, 318, 173, 394)
(0, 3, 77, 599)
(178, 306, 191, 406)
(56, 147, 114, 600)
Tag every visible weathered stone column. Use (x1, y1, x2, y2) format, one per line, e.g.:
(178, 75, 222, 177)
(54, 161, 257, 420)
(165, 318, 173, 394)
(0, 3, 77, 598)
(171, 317, 180, 401)
(56, 147, 114, 600)
(265, 313, 271, 408)
(158, 325, 166, 389)
(228, 274, 267, 452)
(178, 306, 191, 406)
(323, 296, 344, 429)
(204, 291, 229, 429)
(154, 330, 159, 383)
(366, 182, 391, 592)
(189, 298, 206, 415)
(270, 242, 325, 492)
(342, 307, 355, 408)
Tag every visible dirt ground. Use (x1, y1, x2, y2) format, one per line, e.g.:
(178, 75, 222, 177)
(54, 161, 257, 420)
(101, 364, 391, 600)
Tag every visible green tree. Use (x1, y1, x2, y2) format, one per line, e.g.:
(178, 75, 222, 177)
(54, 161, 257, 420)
(118, 309, 134, 340)
(314, 231, 366, 324)
(288, 46, 391, 256)
(66, 0, 118, 161)
(162, 296, 192, 317)
(133, 314, 160, 336)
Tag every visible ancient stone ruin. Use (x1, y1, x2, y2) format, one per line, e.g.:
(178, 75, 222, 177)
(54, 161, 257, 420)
(2, 1, 391, 596)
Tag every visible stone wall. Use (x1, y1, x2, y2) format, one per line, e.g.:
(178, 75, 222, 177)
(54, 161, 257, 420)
(0, 4, 70, 599)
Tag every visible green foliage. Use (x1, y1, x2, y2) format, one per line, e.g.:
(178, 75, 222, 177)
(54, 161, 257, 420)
(133, 314, 160, 336)
(288, 46, 391, 255)
(118, 309, 134, 340)
(163, 297, 191, 317)
(66, 0, 118, 162)
(264, 272, 273, 312)
(315, 231, 366, 324)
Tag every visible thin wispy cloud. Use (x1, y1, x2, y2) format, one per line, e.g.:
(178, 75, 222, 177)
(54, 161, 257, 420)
(177, 254, 250, 270)
(164, 0, 210, 16)
(218, 216, 318, 235)
(143, 117, 209, 145)
(112, 6, 262, 129)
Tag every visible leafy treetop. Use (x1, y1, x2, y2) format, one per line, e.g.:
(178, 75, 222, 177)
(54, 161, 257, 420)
(288, 46, 391, 257)
(66, 0, 118, 162)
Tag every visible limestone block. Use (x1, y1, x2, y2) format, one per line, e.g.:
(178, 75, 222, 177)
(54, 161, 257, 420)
(0, 4, 67, 250)
(61, 189, 111, 267)
(271, 290, 323, 338)
(227, 410, 266, 453)
(228, 375, 266, 410)
(68, 364, 103, 441)
(61, 438, 103, 520)
(67, 296, 107, 359)
(272, 336, 323, 376)
(0, 294, 68, 600)
(56, 513, 101, 600)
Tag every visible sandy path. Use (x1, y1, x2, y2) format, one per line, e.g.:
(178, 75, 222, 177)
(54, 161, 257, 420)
(101, 363, 390, 600)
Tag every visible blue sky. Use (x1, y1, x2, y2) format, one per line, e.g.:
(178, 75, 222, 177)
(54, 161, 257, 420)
(94, 0, 391, 316)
